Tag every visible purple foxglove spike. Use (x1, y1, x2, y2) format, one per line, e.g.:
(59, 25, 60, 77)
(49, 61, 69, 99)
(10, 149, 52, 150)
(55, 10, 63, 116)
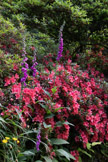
(21, 77, 26, 82)
(23, 57, 28, 62)
(31, 48, 38, 77)
(22, 67, 27, 73)
(24, 82, 26, 87)
(21, 37, 29, 86)
(21, 63, 24, 66)
(36, 130, 41, 151)
(56, 32, 63, 61)
(25, 63, 29, 69)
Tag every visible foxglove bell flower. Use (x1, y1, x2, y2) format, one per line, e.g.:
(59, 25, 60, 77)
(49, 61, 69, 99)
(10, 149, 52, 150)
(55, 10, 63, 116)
(56, 21, 65, 61)
(36, 129, 41, 151)
(57, 32, 63, 61)
(21, 37, 29, 86)
(31, 47, 38, 77)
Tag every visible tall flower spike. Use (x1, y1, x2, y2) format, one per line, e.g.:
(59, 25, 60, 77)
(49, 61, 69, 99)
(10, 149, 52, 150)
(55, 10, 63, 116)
(36, 129, 41, 151)
(21, 37, 29, 86)
(56, 21, 65, 61)
(31, 47, 38, 77)
(56, 32, 63, 61)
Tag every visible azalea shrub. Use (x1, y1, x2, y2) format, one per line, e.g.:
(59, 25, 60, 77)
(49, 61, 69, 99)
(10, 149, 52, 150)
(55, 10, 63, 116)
(0, 15, 22, 55)
(0, 50, 108, 161)
(76, 47, 108, 74)
(0, 50, 22, 89)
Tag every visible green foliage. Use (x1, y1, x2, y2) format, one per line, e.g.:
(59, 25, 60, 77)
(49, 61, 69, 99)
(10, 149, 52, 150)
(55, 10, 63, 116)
(0, 1, 58, 58)
(0, 0, 107, 55)
(50, 138, 69, 145)
(101, 143, 108, 158)
(25, 31, 58, 59)
(78, 142, 108, 162)
(0, 14, 22, 53)
(56, 149, 75, 161)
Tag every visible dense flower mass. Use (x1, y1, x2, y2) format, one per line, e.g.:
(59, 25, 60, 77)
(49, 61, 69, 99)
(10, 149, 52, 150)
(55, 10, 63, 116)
(77, 47, 108, 72)
(2, 57, 108, 144)
(1, 51, 108, 161)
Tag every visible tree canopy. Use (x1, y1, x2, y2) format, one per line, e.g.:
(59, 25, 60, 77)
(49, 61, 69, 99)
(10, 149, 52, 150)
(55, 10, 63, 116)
(0, 0, 108, 54)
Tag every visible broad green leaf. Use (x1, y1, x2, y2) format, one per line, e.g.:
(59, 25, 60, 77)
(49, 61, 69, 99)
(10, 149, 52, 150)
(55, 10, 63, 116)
(38, 100, 46, 103)
(46, 109, 51, 114)
(39, 103, 47, 110)
(0, 129, 6, 135)
(78, 148, 92, 158)
(55, 121, 65, 126)
(15, 109, 22, 119)
(43, 156, 52, 162)
(78, 156, 82, 162)
(54, 107, 64, 112)
(43, 122, 51, 128)
(27, 104, 33, 110)
(0, 117, 7, 123)
(52, 158, 58, 162)
(41, 141, 50, 152)
(87, 143, 91, 150)
(51, 87, 57, 94)
(56, 121, 74, 127)
(101, 150, 108, 157)
(64, 121, 74, 126)
(50, 138, 69, 145)
(21, 151, 35, 156)
(8, 120, 23, 129)
(45, 113, 55, 119)
(18, 153, 27, 161)
(35, 161, 43, 162)
(91, 142, 101, 146)
(87, 143, 94, 153)
(44, 90, 51, 98)
(56, 149, 76, 160)
(20, 130, 38, 136)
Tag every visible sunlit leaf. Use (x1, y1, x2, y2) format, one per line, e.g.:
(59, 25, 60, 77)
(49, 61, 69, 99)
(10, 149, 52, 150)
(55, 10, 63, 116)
(91, 142, 101, 146)
(43, 122, 51, 128)
(50, 138, 69, 145)
(43, 156, 52, 162)
(56, 149, 76, 160)
(78, 148, 92, 158)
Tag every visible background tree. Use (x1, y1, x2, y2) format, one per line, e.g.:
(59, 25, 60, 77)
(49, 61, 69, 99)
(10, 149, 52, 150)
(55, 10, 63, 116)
(0, 0, 107, 56)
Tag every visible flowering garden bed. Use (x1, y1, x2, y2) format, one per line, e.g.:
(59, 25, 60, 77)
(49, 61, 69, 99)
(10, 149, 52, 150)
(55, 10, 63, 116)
(0, 44, 108, 161)
(0, 8, 108, 162)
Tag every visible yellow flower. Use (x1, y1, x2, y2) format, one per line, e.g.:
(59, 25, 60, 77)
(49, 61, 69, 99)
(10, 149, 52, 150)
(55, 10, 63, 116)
(12, 137, 17, 141)
(2, 139, 8, 143)
(17, 140, 20, 144)
(5, 137, 10, 140)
